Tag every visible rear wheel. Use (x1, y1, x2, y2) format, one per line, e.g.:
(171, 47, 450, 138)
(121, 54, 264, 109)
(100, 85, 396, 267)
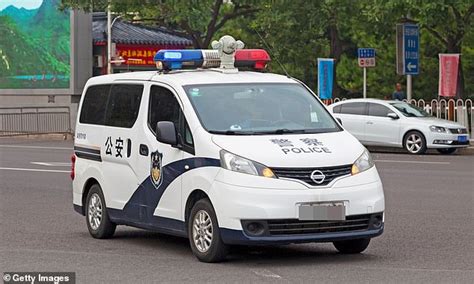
(437, 148, 457, 155)
(333, 238, 370, 254)
(188, 198, 228, 262)
(403, 131, 427, 154)
(85, 184, 116, 239)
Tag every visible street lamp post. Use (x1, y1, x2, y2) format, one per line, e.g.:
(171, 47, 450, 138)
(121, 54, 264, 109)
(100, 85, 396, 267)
(106, 4, 122, 74)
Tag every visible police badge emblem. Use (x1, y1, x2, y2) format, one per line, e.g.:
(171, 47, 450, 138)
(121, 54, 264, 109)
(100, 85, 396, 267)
(150, 150, 163, 188)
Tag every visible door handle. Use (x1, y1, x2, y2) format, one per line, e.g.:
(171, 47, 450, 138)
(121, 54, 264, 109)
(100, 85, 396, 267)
(139, 144, 149, 156)
(366, 121, 374, 125)
(127, 139, 132, 158)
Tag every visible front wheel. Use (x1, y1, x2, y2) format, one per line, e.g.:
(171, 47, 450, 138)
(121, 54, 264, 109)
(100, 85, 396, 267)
(437, 148, 457, 155)
(188, 199, 228, 263)
(333, 238, 370, 254)
(403, 131, 427, 154)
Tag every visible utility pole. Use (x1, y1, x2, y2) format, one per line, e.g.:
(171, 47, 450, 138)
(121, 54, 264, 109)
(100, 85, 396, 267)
(363, 67, 367, 98)
(407, 74, 412, 100)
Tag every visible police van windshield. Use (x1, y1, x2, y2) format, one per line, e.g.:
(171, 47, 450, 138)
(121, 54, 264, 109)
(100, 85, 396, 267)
(184, 83, 341, 135)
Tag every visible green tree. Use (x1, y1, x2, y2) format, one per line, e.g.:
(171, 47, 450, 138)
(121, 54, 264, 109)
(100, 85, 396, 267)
(366, 0, 474, 97)
(61, 0, 259, 48)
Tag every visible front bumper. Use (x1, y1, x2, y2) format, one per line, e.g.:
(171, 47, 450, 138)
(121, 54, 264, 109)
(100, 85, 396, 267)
(428, 132, 470, 148)
(209, 166, 385, 244)
(221, 224, 384, 245)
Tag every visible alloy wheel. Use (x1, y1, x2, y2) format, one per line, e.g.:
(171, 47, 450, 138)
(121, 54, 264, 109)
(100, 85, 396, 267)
(88, 193, 103, 230)
(406, 133, 423, 154)
(192, 210, 213, 253)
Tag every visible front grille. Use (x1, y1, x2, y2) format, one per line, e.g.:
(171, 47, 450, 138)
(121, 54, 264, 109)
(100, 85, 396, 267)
(272, 164, 352, 186)
(242, 214, 382, 236)
(449, 128, 468, 134)
(267, 214, 372, 235)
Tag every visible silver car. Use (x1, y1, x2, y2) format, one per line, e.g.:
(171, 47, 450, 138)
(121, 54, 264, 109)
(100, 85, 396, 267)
(328, 99, 470, 154)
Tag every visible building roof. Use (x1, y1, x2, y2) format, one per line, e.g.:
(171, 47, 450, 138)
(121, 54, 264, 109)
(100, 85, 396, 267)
(92, 13, 193, 46)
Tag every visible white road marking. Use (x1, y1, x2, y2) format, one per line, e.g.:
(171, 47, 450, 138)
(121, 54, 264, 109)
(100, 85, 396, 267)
(0, 167, 69, 173)
(374, 159, 450, 165)
(253, 269, 282, 279)
(0, 145, 72, 150)
(31, 162, 70, 167)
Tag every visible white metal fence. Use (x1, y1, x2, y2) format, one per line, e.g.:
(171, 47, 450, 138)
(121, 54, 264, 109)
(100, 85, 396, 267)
(0, 106, 72, 137)
(327, 98, 473, 134)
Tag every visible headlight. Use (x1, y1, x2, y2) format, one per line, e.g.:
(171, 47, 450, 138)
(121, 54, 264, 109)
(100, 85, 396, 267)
(351, 149, 374, 175)
(220, 150, 275, 178)
(429, 125, 447, 133)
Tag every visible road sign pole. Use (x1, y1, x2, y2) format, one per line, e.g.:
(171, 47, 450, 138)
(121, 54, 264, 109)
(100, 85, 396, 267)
(407, 74, 412, 101)
(363, 67, 367, 98)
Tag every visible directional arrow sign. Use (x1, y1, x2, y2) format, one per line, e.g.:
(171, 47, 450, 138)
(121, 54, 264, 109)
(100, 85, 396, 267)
(407, 62, 417, 71)
(403, 24, 419, 75)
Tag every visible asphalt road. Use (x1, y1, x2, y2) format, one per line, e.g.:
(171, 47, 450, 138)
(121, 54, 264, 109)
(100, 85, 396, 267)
(0, 138, 473, 283)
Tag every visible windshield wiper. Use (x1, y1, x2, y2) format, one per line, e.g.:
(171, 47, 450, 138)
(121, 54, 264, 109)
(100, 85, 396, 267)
(209, 130, 256, 135)
(253, 129, 306, 135)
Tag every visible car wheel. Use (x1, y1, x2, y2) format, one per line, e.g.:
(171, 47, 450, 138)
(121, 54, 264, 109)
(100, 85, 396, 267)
(333, 238, 370, 254)
(188, 198, 228, 262)
(86, 184, 116, 239)
(437, 148, 457, 155)
(403, 131, 427, 154)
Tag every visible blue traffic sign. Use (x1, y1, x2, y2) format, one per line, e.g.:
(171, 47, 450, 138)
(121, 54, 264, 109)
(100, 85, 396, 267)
(403, 24, 419, 75)
(358, 48, 376, 67)
(358, 48, 375, 59)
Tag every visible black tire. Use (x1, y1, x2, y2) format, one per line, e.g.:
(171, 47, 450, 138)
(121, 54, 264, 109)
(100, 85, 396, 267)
(85, 184, 116, 239)
(403, 131, 427, 155)
(188, 198, 228, 262)
(333, 238, 371, 254)
(437, 148, 457, 155)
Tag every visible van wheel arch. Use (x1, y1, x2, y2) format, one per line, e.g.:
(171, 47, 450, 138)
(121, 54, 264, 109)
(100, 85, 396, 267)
(81, 178, 100, 215)
(184, 189, 210, 234)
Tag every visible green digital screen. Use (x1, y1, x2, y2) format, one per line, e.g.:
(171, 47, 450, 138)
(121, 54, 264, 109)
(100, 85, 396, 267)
(0, 0, 70, 89)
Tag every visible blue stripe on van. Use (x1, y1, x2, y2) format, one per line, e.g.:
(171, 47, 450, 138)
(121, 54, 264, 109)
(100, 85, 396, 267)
(114, 157, 220, 232)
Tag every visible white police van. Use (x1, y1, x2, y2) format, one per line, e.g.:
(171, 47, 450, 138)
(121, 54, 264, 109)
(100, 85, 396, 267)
(72, 36, 385, 262)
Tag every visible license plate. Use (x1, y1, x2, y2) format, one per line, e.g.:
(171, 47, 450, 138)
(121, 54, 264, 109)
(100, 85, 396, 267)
(458, 136, 468, 142)
(298, 203, 346, 221)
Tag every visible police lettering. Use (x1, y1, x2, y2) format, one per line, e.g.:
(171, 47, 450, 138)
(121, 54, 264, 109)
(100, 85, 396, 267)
(281, 147, 332, 154)
(115, 137, 124, 158)
(105, 136, 113, 155)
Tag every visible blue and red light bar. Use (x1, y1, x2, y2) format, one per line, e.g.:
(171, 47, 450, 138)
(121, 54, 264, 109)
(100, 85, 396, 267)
(153, 49, 270, 71)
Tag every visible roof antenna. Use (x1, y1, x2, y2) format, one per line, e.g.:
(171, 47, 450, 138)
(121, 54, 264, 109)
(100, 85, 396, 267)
(253, 28, 291, 78)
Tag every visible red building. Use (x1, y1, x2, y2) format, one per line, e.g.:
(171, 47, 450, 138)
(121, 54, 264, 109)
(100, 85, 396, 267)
(92, 13, 192, 75)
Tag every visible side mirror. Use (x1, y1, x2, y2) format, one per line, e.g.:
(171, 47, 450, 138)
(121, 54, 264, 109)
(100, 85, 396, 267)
(336, 117, 343, 125)
(387, 113, 399, 119)
(156, 121, 177, 146)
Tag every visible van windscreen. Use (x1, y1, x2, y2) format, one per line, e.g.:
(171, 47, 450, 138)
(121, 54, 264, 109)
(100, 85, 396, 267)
(184, 83, 341, 135)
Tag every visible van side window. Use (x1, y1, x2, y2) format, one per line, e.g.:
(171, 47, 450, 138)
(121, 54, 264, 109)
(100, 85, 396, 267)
(105, 85, 143, 128)
(184, 120, 194, 146)
(79, 85, 111, 125)
(148, 86, 180, 132)
(368, 103, 390, 117)
(340, 102, 367, 115)
(333, 105, 342, 113)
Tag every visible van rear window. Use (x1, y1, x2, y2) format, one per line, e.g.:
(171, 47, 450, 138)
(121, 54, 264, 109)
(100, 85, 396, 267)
(79, 84, 143, 128)
(79, 85, 110, 125)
